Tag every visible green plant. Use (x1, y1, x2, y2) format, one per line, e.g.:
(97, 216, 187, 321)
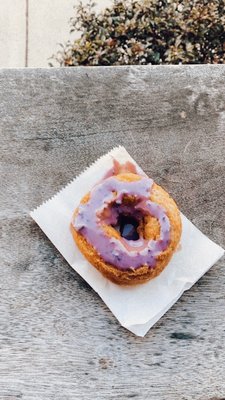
(52, 0, 225, 66)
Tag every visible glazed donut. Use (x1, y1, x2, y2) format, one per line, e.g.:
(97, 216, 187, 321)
(71, 160, 182, 285)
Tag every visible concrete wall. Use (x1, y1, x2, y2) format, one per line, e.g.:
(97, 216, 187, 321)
(0, 0, 26, 68)
(0, 0, 112, 68)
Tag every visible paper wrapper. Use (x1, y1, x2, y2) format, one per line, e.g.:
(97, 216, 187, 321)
(30, 146, 224, 337)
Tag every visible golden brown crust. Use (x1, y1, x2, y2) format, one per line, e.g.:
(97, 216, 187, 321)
(71, 173, 182, 286)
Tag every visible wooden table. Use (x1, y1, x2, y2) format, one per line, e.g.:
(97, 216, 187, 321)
(1, 66, 225, 400)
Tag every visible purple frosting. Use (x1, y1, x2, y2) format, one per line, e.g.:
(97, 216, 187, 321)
(73, 172, 171, 271)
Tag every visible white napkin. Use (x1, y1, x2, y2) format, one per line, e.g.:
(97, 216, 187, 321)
(30, 146, 224, 337)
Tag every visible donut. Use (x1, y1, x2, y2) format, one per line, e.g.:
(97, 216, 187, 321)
(71, 160, 182, 285)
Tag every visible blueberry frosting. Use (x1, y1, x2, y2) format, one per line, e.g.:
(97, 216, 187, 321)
(73, 163, 171, 270)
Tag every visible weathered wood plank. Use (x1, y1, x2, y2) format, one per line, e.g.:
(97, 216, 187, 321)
(0, 66, 225, 400)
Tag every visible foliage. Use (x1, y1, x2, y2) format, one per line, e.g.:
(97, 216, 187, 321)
(53, 0, 225, 66)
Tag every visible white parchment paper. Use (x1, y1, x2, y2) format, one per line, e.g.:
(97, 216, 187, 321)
(30, 146, 224, 337)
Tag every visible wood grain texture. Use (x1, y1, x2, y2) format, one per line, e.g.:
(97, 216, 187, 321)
(0, 65, 225, 400)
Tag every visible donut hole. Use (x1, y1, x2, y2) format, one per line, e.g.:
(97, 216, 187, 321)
(101, 195, 161, 242)
(111, 211, 161, 242)
(114, 214, 140, 241)
(110, 196, 142, 241)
